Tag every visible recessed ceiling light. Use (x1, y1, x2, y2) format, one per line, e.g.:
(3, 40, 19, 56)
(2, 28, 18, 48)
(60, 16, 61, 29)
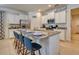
(48, 4, 52, 7)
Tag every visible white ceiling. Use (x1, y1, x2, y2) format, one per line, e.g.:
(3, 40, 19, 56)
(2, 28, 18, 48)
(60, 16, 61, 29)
(0, 4, 56, 12)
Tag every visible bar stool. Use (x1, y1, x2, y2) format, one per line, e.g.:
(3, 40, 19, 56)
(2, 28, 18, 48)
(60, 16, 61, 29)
(13, 31, 21, 54)
(19, 34, 25, 55)
(19, 34, 33, 55)
(13, 31, 19, 49)
(23, 36, 42, 55)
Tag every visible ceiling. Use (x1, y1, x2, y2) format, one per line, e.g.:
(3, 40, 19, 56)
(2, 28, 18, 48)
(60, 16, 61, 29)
(0, 4, 56, 12)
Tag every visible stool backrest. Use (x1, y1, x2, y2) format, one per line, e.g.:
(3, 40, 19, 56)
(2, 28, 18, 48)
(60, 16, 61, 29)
(13, 31, 19, 40)
(19, 34, 24, 44)
(23, 36, 32, 51)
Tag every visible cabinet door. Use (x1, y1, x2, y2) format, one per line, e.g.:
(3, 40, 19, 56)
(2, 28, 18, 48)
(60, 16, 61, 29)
(9, 30, 14, 38)
(7, 13, 19, 24)
(42, 15, 47, 24)
(59, 11, 66, 23)
(42, 15, 49, 24)
(7, 13, 15, 24)
(48, 34, 59, 54)
(59, 30, 66, 40)
(47, 11, 54, 19)
(55, 12, 60, 23)
(14, 14, 19, 24)
(55, 10, 66, 23)
(19, 14, 27, 20)
(54, 29, 66, 40)
(42, 11, 54, 24)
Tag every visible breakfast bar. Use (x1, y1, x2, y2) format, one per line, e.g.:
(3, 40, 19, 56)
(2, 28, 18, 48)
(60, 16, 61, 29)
(17, 30, 60, 55)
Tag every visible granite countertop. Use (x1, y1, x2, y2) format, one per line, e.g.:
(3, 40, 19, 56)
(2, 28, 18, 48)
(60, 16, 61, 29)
(33, 30, 60, 39)
(45, 30, 60, 36)
(17, 29, 60, 39)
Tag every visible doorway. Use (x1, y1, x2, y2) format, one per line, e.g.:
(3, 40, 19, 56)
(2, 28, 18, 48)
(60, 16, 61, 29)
(71, 8, 79, 41)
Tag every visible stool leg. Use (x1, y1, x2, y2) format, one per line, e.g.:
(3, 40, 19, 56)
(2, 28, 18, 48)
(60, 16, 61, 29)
(15, 41, 17, 49)
(24, 49, 27, 55)
(38, 50, 41, 55)
(22, 47, 25, 55)
(17, 42, 21, 55)
(31, 51, 35, 55)
(17, 46, 20, 54)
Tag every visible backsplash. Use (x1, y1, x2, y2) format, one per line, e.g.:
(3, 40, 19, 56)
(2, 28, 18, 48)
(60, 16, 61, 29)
(8, 24, 20, 29)
(56, 23, 67, 28)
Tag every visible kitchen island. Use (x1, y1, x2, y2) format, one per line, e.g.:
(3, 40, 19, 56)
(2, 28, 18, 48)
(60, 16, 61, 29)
(17, 30, 60, 55)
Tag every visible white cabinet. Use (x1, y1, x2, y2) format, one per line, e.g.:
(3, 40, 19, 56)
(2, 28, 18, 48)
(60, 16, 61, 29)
(42, 11, 54, 24)
(54, 29, 66, 40)
(34, 32, 60, 55)
(48, 34, 59, 54)
(55, 12, 60, 23)
(19, 14, 27, 20)
(7, 13, 20, 24)
(47, 11, 54, 19)
(9, 29, 15, 38)
(7, 13, 27, 24)
(9, 29, 19, 38)
(55, 10, 66, 23)
(7, 13, 15, 24)
(59, 30, 66, 40)
(42, 15, 48, 24)
(13, 14, 20, 24)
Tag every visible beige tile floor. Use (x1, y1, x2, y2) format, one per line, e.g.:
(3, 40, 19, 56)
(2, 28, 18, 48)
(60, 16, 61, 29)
(0, 34, 79, 55)
(60, 34, 79, 55)
(0, 39, 17, 55)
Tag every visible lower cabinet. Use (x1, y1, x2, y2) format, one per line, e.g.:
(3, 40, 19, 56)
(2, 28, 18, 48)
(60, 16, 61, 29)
(8, 29, 18, 39)
(9, 30, 14, 38)
(54, 29, 66, 41)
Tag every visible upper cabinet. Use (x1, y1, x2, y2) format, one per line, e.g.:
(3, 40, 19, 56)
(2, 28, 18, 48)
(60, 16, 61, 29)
(55, 7, 67, 23)
(55, 10, 66, 23)
(42, 15, 49, 24)
(7, 13, 19, 24)
(19, 14, 27, 20)
(47, 11, 54, 19)
(6, 13, 27, 24)
(42, 11, 55, 24)
(42, 6, 67, 24)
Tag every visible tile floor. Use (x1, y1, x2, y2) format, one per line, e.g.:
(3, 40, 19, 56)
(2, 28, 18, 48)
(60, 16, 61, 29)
(0, 34, 79, 55)
(0, 39, 17, 55)
(60, 34, 79, 55)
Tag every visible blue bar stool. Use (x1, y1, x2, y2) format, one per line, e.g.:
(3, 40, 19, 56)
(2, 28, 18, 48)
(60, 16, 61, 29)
(23, 36, 42, 55)
(19, 34, 33, 55)
(13, 31, 19, 49)
(19, 34, 25, 55)
(13, 31, 21, 54)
